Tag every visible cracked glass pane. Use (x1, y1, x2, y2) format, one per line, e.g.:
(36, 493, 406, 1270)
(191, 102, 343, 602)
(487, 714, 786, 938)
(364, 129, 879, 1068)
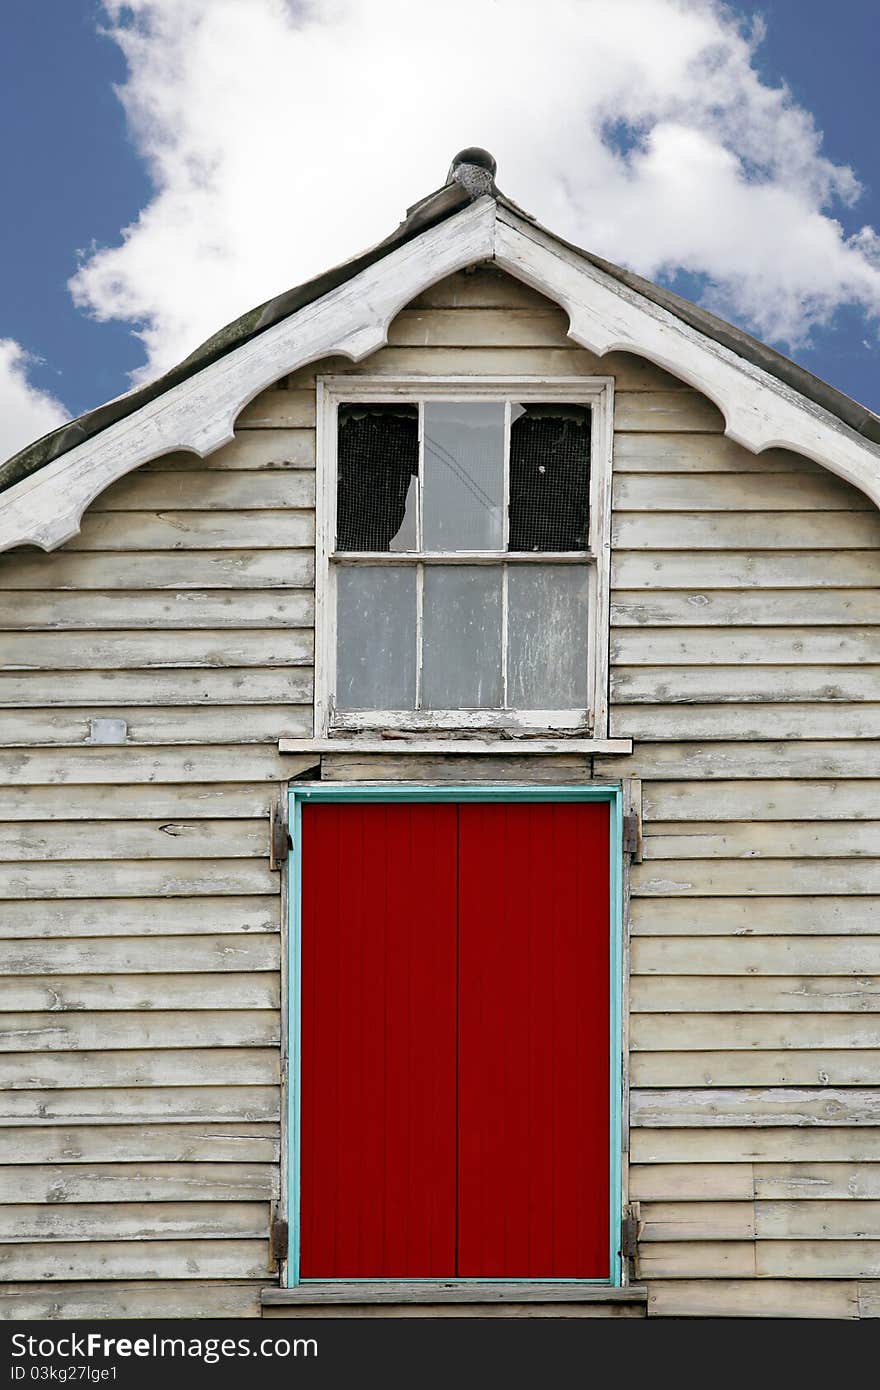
(423, 401, 505, 551)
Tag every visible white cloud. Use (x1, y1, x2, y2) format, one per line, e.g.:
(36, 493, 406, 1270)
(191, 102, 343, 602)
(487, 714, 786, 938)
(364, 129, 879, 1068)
(0, 341, 69, 463)
(69, 0, 880, 382)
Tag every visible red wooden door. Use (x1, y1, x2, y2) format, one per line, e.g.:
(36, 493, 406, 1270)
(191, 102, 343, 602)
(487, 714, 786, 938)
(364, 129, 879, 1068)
(298, 799, 610, 1281)
(457, 802, 610, 1277)
(299, 803, 458, 1277)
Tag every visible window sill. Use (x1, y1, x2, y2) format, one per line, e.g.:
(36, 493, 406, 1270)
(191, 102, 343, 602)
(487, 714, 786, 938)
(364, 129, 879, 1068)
(278, 737, 632, 756)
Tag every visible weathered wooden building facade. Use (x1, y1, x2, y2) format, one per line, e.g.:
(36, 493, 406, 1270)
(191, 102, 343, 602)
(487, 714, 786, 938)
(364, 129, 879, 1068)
(1, 149, 880, 1319)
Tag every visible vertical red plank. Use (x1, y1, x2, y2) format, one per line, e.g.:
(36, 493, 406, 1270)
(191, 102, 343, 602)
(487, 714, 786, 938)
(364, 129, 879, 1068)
(457, 801, 610, 1278)
(299, 802, 458, 1278)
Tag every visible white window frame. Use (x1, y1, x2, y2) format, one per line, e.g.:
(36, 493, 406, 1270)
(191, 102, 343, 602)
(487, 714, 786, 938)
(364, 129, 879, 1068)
(314, 375, 614, 739)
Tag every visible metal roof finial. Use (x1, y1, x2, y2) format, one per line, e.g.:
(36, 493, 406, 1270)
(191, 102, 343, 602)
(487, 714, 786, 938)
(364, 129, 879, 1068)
(449, 147, 497, 198)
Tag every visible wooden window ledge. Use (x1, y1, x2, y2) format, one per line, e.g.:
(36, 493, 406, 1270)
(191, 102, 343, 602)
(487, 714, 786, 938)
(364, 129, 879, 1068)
(261, 1278, 645, 1301)
(277, 738, 632, 756)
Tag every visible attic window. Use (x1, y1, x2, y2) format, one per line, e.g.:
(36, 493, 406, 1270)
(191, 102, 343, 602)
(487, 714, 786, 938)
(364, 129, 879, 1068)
(317, 378, 613, 736)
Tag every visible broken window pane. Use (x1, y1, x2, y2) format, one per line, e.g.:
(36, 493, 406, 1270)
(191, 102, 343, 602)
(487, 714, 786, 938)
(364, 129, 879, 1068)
(507, 565, 588, 708)
(423, 402, 505, 551)
(336, 566, 416, 709)
(508, 404, 590, 551)
(422, 566, 503, 709)
(336, 404, 419, 551)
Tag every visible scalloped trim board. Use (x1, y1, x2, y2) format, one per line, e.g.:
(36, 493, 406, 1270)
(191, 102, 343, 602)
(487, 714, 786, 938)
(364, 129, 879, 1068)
(3, 194, 880, 554)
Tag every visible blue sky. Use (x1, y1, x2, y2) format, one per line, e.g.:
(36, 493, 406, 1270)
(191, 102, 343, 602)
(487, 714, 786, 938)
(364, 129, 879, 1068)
(2, 0, 880, 456)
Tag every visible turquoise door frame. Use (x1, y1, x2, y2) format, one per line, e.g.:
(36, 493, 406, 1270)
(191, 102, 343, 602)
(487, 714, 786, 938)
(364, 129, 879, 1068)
(285, 783, 625, 1288)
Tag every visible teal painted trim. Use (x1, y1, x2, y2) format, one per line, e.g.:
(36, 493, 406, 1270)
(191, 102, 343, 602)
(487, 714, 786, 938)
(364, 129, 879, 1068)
(294, 784, 621, 804)
(286, 783, 624, 1289)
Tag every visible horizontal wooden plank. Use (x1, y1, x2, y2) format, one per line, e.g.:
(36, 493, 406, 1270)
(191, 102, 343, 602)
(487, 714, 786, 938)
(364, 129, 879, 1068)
(0, 784, 277, 821)
(0, 706, 311, 748)
(0, 1087, 278, 1123)
(0, 590, 313, 630)
(754, 1164, 880, 1199)
(0, 820, 267, 863)
(290, 345, 617, 382)
(612, 435, 817, 474)
(613, 512, 880, 550)
(632, 860, 880, 897)
(0, 1239, 270, 1281)
(631, 1050, 880, 1087)
(0, 1124, 278, 1165)
(639, 1201, 755, 1242)
(235, 389, 315, 427)
(632, 1129, 880, 1164)
(647, 1279, 858, 1318)
(612, 550, 880, 589)
(612, 590, 880, 627)
(614, 473, 867, 512)
(0, 972, 279, 1013)
(0, 630, 312, 670)
(0, 745, 314, 785)
(615, 705, 880, 740)
(0, 550, 313, 591)
(0, 1201, 267, 1242)
(632, 976, 880, 1014)
(633, 937, 880, 976)
(631, 1087, 880, 1126)
(643, 822, 880, 860)
(598, 741, 880, 780)
(0, 669, 312, 708)
(0, 896, 279, 939)
(148, 429, 315, 471)
(96, 471, 314, 512)
(754, 1200, 880, 1239)
(0, 1010, 279, 1052)
(0, 1163, 277, 1204)
(613, 391, 724, 433)
(629, 1164, 755, 1202)
(630, 897, 880, 937)
(0, 934, 279, 975)
(644, 779, 880, 822)
(320, 753, 590, 783)
(0, 1046, 278, 1089)
(757, 1242, 880, 1278)
(637, 1242, 755, 1278)
(386, 307, 571, 349)
(0, 860, 277, 900)
(612, 627, 880, 665)
(633, 1014, 880, 1051)
(64, 511, 314, 552)
(0, 1279, 263, 1319)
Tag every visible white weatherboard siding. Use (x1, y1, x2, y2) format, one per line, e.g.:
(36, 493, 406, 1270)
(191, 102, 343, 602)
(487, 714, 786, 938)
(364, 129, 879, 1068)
(0, 265, 879, 1318)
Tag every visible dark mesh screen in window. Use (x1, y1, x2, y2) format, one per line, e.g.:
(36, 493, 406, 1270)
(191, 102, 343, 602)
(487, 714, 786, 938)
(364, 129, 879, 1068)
(508, 404, 590, 551)
(336, 404, 419, 551)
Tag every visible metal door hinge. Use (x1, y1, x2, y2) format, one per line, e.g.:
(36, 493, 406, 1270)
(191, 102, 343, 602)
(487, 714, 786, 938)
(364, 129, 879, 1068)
(622, 810, 641, 858)
(269, 805, 292, 870)
(269, 1210, 289, 1269)
(620, 1201, 642, 1274)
